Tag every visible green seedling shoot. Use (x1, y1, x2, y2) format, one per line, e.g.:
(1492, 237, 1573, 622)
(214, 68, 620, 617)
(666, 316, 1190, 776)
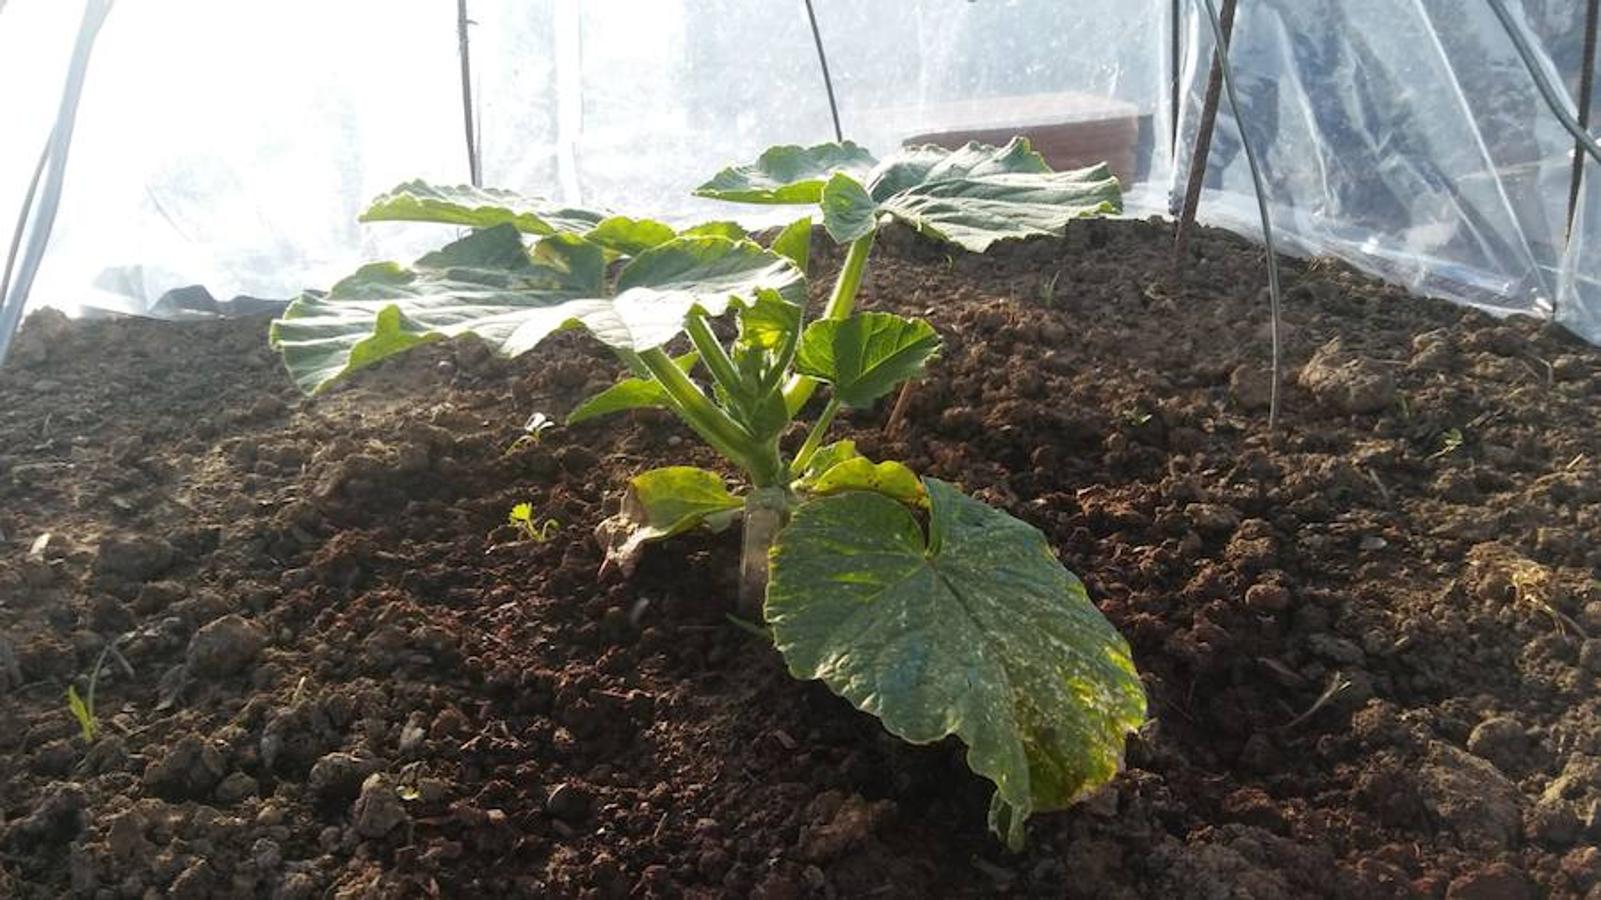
(268, 138, 1145, 849)
(508, 502, 561, 542)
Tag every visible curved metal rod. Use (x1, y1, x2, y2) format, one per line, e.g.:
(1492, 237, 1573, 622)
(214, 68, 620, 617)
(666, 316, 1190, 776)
(803, 0, 843, 142)
(1199, 0, 1283, 431)
(0, 0, 115, 364)
(1485, 0, 1601, 169)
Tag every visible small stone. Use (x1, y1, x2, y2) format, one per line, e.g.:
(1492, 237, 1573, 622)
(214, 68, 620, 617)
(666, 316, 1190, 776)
(2, 782, 88, 849)
(352, 773, 409, 838)
(141, 734, 226, 800)
(1229, 365, 1273, 411)
(797, 792, 895, 863)
(251, 837, 283, 871)
(1185, 503, 1240, 535)
(186, 615, 265, 677)
(1245, 582, 1291, 611)
(278, 872, 318, 900)
(398, 712, 427, 755)
(1466, 717, 1528, 773)
(105, 811, 150, 861)
(1444, 862, 1535, 900)
(1299, 337, 1397, 415)
(1418, 741, 1524, 849)
(545, 782, 592, 823)
(307, 752, 380, 803)
(94, 535, 175, 581)
(168, 859, 215, 900)
(1578, 639, 1601, 674)
(1307, 633, 1365, 665)
(214, 771, 258, 805)
(1526, 798, 1580, 846)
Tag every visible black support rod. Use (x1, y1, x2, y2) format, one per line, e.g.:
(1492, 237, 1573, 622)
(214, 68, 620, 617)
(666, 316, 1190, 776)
(803, 0, 844, 142)
(457, 0, 482, 187)
(1567, 0, 1600, 237)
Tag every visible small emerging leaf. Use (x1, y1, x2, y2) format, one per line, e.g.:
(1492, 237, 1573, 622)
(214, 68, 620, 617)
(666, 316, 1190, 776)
(695, 141, 878, 204)
(805, 457, 927, 508)
(509, 502, 534, 524)
(820, 174, 878, 244)
(767, 479, 1146, 849)
(793, 439, 861, 483)
(361, 179, 604, 235)
(795, 312, 941, 407)
(595, 467, 743, 577)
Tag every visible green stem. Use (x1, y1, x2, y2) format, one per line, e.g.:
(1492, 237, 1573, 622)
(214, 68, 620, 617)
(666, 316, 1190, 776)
(684, 314, 745, 406)
(784, 231, 875, 413)
(638, 348, 761, 473)
(790, 397, 841, 474)
(614, 348, 653, 379)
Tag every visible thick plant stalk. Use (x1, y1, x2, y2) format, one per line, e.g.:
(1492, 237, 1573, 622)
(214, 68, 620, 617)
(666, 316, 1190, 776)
(785, 232, 876, 413)
(738, 487, 790, 615)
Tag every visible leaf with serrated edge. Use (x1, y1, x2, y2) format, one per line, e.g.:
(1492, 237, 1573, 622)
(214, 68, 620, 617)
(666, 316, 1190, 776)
(361, 179, 604, 235)
(795, 312, 940, 407)
(695, 141, 878, 204)
(767, 479, 1146, 849)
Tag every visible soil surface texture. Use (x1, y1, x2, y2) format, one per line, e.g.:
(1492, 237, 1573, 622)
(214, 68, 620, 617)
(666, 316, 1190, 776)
(3, 219, 1601, 898)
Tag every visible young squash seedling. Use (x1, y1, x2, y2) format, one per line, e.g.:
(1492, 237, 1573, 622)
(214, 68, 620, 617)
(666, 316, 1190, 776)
(269, 139, 1144, 849)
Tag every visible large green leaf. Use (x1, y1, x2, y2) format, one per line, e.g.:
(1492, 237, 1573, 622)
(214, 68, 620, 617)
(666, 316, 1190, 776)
(795, 312, 940, 407)
(584, 216, 679, 256)
(360, 180, 605, 235)
(767, 479, 1146, 849)
(694, 141, 878, 204)
(704, 138, 1121, 252)
(595, 466, 742, 577)
(270, 225, 805, 394)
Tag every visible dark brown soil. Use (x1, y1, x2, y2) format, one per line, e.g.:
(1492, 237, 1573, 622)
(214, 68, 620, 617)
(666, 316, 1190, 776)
(4, 219, 1601, 899)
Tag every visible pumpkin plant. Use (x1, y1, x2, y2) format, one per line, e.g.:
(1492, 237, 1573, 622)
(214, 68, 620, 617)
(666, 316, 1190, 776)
(269, 139, 1143, 848)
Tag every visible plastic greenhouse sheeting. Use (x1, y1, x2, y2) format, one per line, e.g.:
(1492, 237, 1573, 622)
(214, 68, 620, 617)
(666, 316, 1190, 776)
(4, 0, 1601, 343)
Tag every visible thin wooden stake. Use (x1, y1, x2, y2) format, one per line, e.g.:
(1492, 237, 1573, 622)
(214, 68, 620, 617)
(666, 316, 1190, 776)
(1172, 0, 1239, 272)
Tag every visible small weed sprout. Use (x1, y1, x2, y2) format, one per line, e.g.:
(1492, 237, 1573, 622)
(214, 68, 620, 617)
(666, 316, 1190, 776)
(1429, 427, 1464, 459)
(1037, 271, 1062, 306)
(66, 684, 96, 743)
(505, 412, 556, 455)
(65, 643, 119, 744)
(509, 502, 560, 542)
